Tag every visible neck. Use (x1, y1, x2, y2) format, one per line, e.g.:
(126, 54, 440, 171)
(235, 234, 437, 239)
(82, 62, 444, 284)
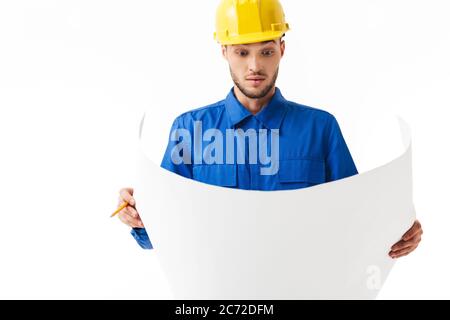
(233, 85, 276, 115)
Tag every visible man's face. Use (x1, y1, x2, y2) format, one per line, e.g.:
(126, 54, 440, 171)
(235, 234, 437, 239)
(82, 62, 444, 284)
(222, 39, 285, 99)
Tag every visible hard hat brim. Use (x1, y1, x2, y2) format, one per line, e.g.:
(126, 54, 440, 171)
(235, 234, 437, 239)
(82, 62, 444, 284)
(216, 30, 286, 46)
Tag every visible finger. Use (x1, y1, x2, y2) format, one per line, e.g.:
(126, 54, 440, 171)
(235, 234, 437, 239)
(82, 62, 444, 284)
(118, 210, 144, 228)
(390, 242, 412, 254)
(390, 244, 418, 258)
(391, 234, 422, 251)
(119, 188, 135, 206)
(120, 187, 134, 195)
(403, 227, 422, 241)
(395, 249, 416, 259)
(402, 220, 419, 240)
(390, 241, 410, 252)
(121, 207, 144, 227)
(119, 187, 134, 203)
(127, 206, 139, 219)
(118, 211, 130, 226)
(118, 214, 142, 228)
(402, 220, 422, 241)
(390, 242, 416, 255)
(390, 243, 418, 257)
(118, 196, 128, 207)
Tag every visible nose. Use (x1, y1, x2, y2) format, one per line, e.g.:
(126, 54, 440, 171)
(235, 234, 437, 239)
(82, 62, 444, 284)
(248, 53, 262, 74)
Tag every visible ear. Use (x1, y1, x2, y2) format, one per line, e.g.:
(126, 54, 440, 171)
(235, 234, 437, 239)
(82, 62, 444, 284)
(221, 45, 228, 60)
(280, 39, 285, 58)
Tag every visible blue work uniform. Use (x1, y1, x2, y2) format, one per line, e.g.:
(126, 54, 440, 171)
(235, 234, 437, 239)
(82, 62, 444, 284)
(131, 87, 358, 249)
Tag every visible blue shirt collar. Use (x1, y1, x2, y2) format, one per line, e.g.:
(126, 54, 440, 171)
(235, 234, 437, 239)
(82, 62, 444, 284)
(225, 87, 288, 130)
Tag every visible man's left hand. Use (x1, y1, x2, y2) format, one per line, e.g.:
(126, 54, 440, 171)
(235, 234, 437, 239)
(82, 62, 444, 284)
(389, 219, 423, 259)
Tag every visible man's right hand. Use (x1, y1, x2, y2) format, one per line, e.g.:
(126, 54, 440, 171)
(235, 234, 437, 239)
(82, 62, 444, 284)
(117, 187, 145, 228)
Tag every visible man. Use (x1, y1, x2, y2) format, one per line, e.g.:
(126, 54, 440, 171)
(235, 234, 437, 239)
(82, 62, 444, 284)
(116, 0, 422, 259)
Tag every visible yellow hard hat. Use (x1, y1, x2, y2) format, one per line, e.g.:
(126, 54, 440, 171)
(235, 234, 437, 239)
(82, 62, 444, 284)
(214, 0, 290, 45)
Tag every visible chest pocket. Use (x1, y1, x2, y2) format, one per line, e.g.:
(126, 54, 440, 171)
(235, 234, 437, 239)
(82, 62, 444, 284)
(278, 159, 326, 186)
(193, 164, 237, 187)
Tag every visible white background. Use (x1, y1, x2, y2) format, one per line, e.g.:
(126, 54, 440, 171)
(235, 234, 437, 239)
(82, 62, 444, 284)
(0, 0, 448, 299)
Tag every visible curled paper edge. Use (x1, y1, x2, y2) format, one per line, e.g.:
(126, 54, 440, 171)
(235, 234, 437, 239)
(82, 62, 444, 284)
(135, 113, 416, 299)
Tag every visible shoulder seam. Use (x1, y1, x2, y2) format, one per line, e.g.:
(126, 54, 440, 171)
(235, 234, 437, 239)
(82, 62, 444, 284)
(176, 100, 226, 119)
(286, 101, 333, 117)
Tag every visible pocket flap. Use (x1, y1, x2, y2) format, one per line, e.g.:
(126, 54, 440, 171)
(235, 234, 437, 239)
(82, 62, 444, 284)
(278, 159, 325, 184)
(193, 164, 237, 187)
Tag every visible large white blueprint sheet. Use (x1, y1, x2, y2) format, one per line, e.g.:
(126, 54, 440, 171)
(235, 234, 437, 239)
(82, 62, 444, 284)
(134, 115, 416, 299)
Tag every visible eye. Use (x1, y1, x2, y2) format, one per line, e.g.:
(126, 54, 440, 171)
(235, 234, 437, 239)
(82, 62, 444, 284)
(262, 50, 275, 57)
(236, 50, 248, 57)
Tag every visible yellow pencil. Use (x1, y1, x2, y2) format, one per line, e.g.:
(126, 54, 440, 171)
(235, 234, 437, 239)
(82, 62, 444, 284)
(111, 201, 129, 218)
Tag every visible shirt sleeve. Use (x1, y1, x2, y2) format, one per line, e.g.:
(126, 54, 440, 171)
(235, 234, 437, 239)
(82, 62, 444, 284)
(160, 116, 193, 179)
(325, 115, 359, 182)
(130, 228, 153, 250)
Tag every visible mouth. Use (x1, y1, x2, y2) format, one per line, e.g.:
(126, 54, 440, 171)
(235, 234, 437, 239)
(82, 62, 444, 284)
(246, 77, 265, 86)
